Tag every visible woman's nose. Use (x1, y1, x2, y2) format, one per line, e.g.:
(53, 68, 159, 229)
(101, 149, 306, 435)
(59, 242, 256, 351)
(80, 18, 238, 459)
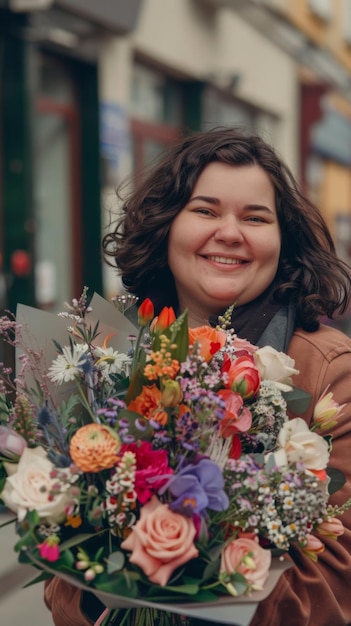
(213, 217, 244, 244)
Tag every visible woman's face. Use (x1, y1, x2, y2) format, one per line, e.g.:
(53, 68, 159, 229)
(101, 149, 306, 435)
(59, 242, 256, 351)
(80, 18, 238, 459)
(168, 162, 281, 324)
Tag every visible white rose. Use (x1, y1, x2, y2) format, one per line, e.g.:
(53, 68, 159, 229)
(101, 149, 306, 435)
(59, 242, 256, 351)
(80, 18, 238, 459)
(254, 346, 299, 391)
(2, 447, 70, 523)
(265, 448, 288, 468)
(277, 417, 329, 471)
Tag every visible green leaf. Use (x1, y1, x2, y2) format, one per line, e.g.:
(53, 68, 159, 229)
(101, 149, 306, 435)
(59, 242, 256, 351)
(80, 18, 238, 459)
(167, 309, 189, 363)
(60, 532, 105, 551)
(16, 508, 40, 533)
(106, 550, 125, 573)
(201, 557, 220, 582)
(22, 571, 53, 587)
(14, 531, 37, 552)
(228, 572, 249, 596)
(56, 549, 76, 569)
(162, 582, 199, 595)
(95, 571, 139, 597)
(283, 386, 311, 415)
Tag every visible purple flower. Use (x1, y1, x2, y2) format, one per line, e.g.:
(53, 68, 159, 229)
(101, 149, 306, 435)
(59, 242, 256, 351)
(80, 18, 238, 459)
(165, 458, 229, 516)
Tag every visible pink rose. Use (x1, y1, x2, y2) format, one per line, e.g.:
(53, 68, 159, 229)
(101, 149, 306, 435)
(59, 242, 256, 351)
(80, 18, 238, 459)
(230, 336, 258, 356)
(0, 425, 27, 458)
(220, 536, 271, 592)
(121, 495, 198, 586)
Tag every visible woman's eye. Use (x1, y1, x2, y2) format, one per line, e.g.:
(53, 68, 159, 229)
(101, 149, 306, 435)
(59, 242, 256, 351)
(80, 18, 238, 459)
(193, 208, 214, 216)
(245, 215, 265, 223)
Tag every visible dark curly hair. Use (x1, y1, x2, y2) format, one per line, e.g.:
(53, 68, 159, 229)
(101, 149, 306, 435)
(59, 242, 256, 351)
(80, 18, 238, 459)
(102, 126, 351, 330)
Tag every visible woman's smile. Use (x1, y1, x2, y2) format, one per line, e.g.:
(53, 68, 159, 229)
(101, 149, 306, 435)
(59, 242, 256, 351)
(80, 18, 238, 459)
(203, 255, 248, 265)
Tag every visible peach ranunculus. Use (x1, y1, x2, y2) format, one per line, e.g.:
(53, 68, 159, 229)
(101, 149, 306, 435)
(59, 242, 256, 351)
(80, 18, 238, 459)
(220, 535, 271, 593)
(1, 447, 71, 523)
(301, 534, 325, 562)
(254, 346, 299, 392)
(316, 517, 345, 540)
(188, 326, 226, 362)
(120, 495, 199, 586)
(277, 417, 330, 472)
(225, 355, 260, 401)
(69, 423, 121, 472)
(128, 384, 168, 425)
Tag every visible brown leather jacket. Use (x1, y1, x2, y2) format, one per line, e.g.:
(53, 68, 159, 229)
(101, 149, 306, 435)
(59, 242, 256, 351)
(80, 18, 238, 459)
(44, 325, 351, 626)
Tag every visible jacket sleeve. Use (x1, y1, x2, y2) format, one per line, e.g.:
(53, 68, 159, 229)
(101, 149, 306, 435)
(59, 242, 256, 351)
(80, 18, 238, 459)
(44, 577, 102, 626)
(249, 331, 351, 626)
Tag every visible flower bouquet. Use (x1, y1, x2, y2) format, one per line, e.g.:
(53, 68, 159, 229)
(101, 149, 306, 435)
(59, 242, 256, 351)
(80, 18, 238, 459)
(0, 290, 349, 626)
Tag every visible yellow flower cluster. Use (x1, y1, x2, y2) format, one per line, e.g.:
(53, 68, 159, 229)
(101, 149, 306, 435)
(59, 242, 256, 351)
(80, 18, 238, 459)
(144, 335, 180, 381)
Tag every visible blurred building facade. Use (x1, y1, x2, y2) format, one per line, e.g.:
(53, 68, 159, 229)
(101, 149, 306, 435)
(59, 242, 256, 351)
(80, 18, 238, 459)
(1, 0, 351, 327)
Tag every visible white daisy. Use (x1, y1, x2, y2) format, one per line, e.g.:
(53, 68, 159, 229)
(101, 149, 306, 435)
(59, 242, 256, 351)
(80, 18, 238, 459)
(94, 345, 131, 378)
(48, 343, 89, 384)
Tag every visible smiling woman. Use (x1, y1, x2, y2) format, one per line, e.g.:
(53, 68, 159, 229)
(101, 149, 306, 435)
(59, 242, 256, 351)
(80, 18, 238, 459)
(168, 162, 281, 325)
(44, 127, 351, 626)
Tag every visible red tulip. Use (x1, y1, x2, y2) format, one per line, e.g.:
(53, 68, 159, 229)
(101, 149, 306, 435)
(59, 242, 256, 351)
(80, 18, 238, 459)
(138, 298, 154, 327)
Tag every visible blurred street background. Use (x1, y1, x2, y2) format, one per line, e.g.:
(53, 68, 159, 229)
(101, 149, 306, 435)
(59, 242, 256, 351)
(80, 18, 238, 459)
(1, 0, 351, 622)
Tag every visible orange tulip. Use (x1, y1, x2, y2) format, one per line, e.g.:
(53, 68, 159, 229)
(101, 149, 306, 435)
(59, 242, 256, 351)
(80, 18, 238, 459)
(150, 307, 176, 332)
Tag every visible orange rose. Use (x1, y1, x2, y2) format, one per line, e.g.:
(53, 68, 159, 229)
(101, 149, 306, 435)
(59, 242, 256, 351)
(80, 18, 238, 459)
(128, 385, 167, 423)
(188, 326, 226, 362)
(69, 423, 121, 472)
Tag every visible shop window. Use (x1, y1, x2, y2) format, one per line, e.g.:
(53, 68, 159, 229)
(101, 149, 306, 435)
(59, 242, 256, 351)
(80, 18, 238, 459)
(130, 63, 183, 174)
(202, 87, 277, 139)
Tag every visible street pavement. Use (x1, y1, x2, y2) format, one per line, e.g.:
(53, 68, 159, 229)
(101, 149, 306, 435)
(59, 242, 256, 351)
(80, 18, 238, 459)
(0, 508, 54, 625)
